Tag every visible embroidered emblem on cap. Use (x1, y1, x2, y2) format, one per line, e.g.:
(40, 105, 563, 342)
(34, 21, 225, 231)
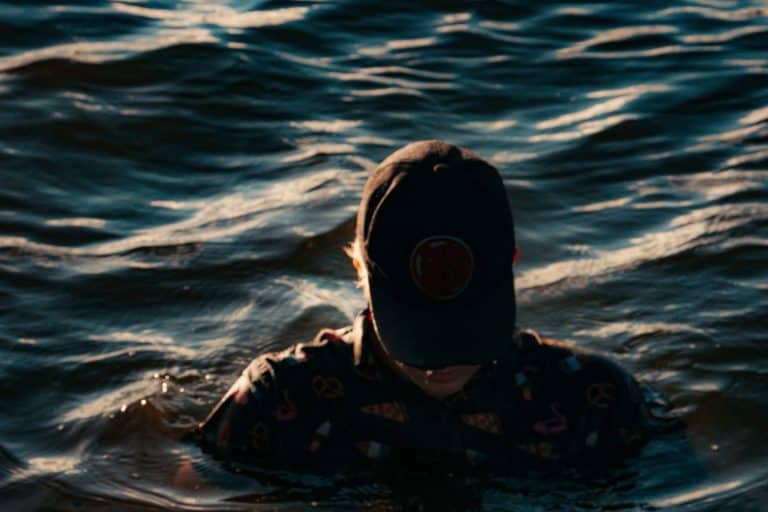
(410, 235, 474, 300)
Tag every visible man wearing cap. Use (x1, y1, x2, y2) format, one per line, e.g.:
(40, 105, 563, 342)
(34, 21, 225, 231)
(198, 140, 673, 468)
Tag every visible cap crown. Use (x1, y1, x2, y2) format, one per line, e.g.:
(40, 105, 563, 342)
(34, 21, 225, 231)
(356, 140, 517, 367)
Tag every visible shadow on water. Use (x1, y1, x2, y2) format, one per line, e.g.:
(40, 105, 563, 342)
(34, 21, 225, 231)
(4, 429, 758, 512)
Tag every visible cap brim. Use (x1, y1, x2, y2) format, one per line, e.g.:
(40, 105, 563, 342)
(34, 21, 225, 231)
(367, 270, 516, 368)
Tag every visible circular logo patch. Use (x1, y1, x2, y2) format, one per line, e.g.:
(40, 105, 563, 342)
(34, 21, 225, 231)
(410, 236, 474, 300)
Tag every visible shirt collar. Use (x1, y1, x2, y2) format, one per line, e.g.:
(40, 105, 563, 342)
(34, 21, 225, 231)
(351, 309, 370, 367)
(349, 309, 404, 381)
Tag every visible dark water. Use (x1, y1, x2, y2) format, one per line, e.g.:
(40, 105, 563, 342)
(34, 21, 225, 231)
(1, 0, 767, 510)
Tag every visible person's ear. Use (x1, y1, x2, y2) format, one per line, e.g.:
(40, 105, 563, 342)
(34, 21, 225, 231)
(513, 247, 520, 265)
(352, 256, 364, 275)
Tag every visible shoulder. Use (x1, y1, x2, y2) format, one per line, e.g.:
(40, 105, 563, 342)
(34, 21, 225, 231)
(241, 325, 357, 388)
(197, 325, 356, 458)
(507, 328, 636, 383)
(520, 329, 654, 458)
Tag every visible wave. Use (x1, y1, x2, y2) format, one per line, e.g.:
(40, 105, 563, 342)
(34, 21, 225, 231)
(0, 29, 219, 73)
(0, 168, 365, 272)
(518, 202, 768, 290)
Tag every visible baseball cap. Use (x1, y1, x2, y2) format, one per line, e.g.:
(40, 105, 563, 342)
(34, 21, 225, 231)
(357, 140, 517, 369)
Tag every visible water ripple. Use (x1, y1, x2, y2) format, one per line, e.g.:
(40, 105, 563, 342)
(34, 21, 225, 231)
(656, 6, 768, 22)
(0, 168, 362, 269)
(557, 25, 678, 59)
(0, 29, 218, 72)
(519, 203, 768, 290)
(110, 3, 311, 30)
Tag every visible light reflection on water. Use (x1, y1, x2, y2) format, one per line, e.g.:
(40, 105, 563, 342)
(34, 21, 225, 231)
(651, 479, 743, 508)
(0, 29, 219, 72)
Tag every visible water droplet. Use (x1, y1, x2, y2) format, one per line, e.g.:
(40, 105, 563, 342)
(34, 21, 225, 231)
(120, 404, 127, 413)
(180, 388, 185, 393)
(710, 444, 720, 452)
(131, 472, 140, 479)
(57, 424, 64, 431)
(162, 382, 168, 393)
(153, 373, 160, 379)
(140, 399, 147, 406)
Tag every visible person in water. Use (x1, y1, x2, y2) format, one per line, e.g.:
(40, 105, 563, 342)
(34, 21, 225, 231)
(198, 140, 672, 469)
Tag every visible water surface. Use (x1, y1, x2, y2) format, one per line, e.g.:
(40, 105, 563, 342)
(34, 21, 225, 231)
(1, 0, 767, 510)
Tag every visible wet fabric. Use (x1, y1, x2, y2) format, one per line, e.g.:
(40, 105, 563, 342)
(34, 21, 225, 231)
(198, 311, 674, 469)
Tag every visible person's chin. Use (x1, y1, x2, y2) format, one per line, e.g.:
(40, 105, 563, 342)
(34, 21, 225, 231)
(418, 380, 465, 398)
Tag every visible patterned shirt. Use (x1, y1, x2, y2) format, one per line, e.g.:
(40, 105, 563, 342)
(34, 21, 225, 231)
(198, 311, 673, 469)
